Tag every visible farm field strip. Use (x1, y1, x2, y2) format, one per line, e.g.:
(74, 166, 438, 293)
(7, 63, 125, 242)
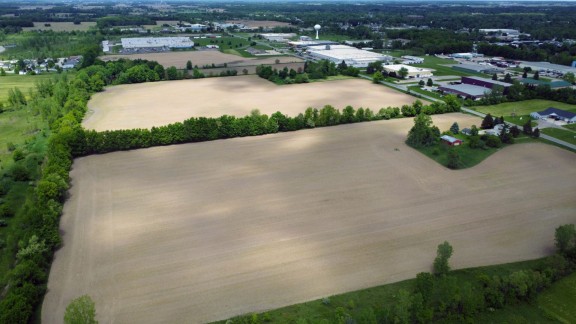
(43, 114, 576, 323)
(84, 76, 425, 131)
(99, 51, 302, 70)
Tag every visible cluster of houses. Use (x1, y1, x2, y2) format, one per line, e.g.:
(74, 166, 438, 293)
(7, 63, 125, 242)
(0, 56, 81, 74)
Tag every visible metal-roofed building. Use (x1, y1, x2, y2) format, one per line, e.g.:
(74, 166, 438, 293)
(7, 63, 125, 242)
(461, 76, 512, 94)
(519, 78, 573, 89)
(519, 61, 576, 75)
(438, 84, 491, 100)
(452, 63, 503, 75)
(121, 37, 194, 49)
(382, 64, 433, 78)
(306, 44, 391, 68)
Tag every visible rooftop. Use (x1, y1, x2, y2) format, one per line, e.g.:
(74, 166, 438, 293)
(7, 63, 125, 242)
(463, 76, 512, 87)
(519, 61, 576, 74)
(307, 44, 390, 61)
(440, 135, 462, 143)
(121, 37, 194, 49)
(383, 64, 432, 73)
(440, 84, 492, 97)
(537, 107, 576, 119)
(519, 78, 572, 88)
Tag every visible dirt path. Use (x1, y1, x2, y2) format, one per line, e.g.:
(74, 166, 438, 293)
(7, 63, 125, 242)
(43, 114, 576, 323)
(84, 76, 426, 131)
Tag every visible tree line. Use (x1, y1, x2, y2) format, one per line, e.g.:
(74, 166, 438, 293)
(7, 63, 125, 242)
(0, 74, 88, 323)
(69, 96, 460, 157)
(228, 224, 576, 323)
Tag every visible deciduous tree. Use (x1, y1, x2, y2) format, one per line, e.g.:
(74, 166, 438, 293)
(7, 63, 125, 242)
(64, 295, 98, 324)
(433, 241, 453, 275)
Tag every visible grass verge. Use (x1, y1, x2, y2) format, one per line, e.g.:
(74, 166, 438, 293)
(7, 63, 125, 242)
(537, 272, 576, 323)
(540, 128, 576, 145)
(213, 258, 566, 324)
(473, 100, 576, 117)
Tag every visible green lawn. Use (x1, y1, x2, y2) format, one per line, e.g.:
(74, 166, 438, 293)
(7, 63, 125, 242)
(505, 115, 537, 127)
(563, 123, 576, 131)
(0, 74, 55, 102)
(418, 56, 486, 77)
(194, 36, 276, 58)
(309, 75, 356, 83)
(538, 272, 576, 323)
(540, 128, 576, 145)
(473, 100, 576, 117)
(417, 139, 501, 169)
(408, 85, 445, 100)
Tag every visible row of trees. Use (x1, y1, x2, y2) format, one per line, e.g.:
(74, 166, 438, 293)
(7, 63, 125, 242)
(69, 98, 460, 157)
(230, 224, 576, 323)
(467, 81, 576, 107)
(0, 74, 87, 322)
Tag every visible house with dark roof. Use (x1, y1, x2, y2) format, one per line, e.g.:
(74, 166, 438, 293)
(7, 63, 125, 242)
(530, 107, 576, 124)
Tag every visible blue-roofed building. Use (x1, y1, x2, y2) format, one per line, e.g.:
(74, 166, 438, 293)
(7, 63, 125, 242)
(530, 107, 576, 124)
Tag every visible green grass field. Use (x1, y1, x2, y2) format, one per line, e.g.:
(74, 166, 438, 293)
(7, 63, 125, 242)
(563, 123, 576, 131)
(194, 36, 276, 57)
(408, 85, 445, 100)
(538, 272, 576, 323)
(540, 128, 576, 145)
(473, 100, 576, 117)
(418, 56, 486, 77)
(417, 139, 501, 169)
(0, 74, 55, 102)
(214, 258, 566, 324)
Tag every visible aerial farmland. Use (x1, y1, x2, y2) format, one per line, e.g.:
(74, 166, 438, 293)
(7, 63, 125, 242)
(43, 112, 576, 323)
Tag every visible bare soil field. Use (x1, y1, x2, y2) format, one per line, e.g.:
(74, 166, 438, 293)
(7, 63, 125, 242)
(22, 22, 96, 32)
(84, 76, 422, 131)
(227, 20, 292, 28)
(43, 114, 576, 323)
(99, 51, 302, 69)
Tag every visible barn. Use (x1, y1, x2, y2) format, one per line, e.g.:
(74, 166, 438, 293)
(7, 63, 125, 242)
(441, 135, 463, 146)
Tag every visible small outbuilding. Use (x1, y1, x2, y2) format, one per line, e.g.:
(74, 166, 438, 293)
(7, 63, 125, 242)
(461, 128, 472, 136)
(440, 135, 463, 146)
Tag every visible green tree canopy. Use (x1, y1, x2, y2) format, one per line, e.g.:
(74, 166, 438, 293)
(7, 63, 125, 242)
(433, 241, 453, 276)
(64, 295, 98, 324)
(406, 113, 440, 148)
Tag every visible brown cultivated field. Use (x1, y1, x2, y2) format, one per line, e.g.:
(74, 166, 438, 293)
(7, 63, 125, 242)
(43, 114, 576, 323)
(99, 51, 302, 69)
(22, 22, 96, 32)
(84, 76, 421, 131)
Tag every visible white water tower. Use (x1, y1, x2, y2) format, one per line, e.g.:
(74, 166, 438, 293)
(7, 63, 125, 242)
(314, 24, 321, 40)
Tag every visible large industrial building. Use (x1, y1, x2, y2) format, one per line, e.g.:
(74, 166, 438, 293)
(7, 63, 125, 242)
(382, 64, 433, 78)
(461, 76, 512, 94)
(121, 37, 194, 49)
(518, 61, 576, 76)
(259, 33, 296, 42)
(438, 84, 491, 100)
(305, 44, 391, 67)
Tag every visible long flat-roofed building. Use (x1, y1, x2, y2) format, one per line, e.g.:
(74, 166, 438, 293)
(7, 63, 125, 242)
(306, 44, 391, 68)
(461, 76, 512, 94)
(121, 37, 194, 49)
(438, 84, 491, 100)
(382, 64, 433, 78)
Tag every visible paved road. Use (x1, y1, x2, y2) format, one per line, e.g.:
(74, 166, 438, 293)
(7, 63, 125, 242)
(461, 107, 576, 151)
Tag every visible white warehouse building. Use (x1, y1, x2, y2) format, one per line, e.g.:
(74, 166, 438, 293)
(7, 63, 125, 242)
(306, 44, 391, 68)
(121, 37, 194, 49)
